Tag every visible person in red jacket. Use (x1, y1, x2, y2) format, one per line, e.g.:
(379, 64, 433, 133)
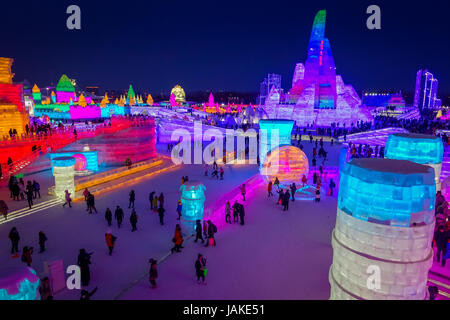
(171, 224, 183, 253)
(105, 230, 117, 256)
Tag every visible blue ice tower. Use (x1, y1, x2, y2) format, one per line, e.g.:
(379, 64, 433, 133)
(258, 119, 294, 168)
(179, 181, 206, 234)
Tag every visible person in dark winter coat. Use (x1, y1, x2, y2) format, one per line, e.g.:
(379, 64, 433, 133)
(171, 224, 184, 253)
(195, 254, 207, 284)
(283, 191, 290, 211)
(290, 183, 297, 202)
(232, 200, 240, 223)
(33, 180, 40, 199)
(87, 193, 97, 214)
(77, 249, 92, 286)
(194, 220, 204, 243)
(130, 209, 138, 231)
(158, 193, 165, 208)
(21, 246, 33, 266)
(435, 225, 450, 266)
(105, 208, 112, 226)
(158, 205, 165, 225)
(205, 221, 218, 247)
(225, 201, 231, 223)
(239, 204, 245, 225)
(38, 231, 47, 253)
(329, 179, 336, 196)
(128, 190, 136, 209)
(9, 227, 20, 254)
(149, 259, 158, 289)
(105, 231, 117, 256)
(39, 277, 53, 300)
(277, 189, 285, 205)
(80, 287, 97, 300)
(149, 191, 156, 210)
(26, 182, 33, 209)
(115, 206, 124, 228)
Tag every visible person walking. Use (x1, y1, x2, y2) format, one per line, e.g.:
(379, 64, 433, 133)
(152, 196, 158, 212)
(105, 230, 117, 256)
(130, 209, 138, 232)
(105, 208, 112, 226)
(290, 183, 297, 202)
(202, 220, 208, 239)
(0, 200, 8, 221)
(277, 189, 284, 206)
(38, 231, 47, 253)
(176, 200, 182, 220)
(21, 246, 33, 267)
(232, 200, 240, 223)
(158, 205, 165, 225)
(315, 186, 321, 202)
(329, 179, 336, 196)
(268, 181, 273, 197)
(302, 175, 307, 187)
(115, 206, 124, 228)
(149, 191, 156, 210)
(283, 191, 290, 211)
(171, 224, 184, 253)
(149, 259, 158, 289)
(239, 184, 246, 201)
(194, 220, 204, 243)
(158, 193, 165, 208)
(274, 177, 280, 188)
(9, 227, 20, 254)
(77, 249, 92, 287)
(195, 254, 207, 285)
(435, 225, 450, 267)
(62, 190, 72, 208)
(239, 204, 245, 225)
(26, 182, 33, 209)
(33, 180, 40, 199)
(128, 190, 136, 209)
(87, 193, 97, 214)
(225, 201, 231, 223)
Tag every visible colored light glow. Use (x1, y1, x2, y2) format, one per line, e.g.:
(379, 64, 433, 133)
(261, 145, 309, 184)
(69, 105, 101, 119)
(50, 151, 98, 173)
(330, 157, 436, 300)
(0, 267, 40, 300)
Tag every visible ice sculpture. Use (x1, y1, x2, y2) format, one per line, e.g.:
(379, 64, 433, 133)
(179, 181, 206, 234)
(329, 158, 436, 300)
(263, 10, 372, 126)
(385, 133, 443, 190)
(258, 119, 294, 169)
(52, 156, 76, 200)
(0, 267, 40, 300)
(55, 74, 76, 103)
(261, 145, 309, 184)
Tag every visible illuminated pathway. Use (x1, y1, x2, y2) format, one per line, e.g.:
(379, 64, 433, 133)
(0, 198, 64, 225)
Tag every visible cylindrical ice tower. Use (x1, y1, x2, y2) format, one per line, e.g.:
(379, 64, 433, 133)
(385, 133, 443, 191)
(52, 156, 76, 200)
(258, 119, 294, 169)
(329, 158, 436, 300)
(179, 181, 206, 234)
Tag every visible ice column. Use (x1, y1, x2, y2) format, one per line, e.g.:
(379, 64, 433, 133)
(52, 156, 76, 200)
(329, 158, 436, 300)
(258, 119, 294, 169)
(385, 133, 443, 191)
(179, 181, 206, 234)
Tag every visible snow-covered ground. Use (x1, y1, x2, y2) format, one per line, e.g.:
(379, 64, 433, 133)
(0, 140, 341, 300)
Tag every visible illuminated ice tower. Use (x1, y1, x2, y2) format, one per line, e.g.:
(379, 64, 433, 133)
(52, 156, 76, 200)
(263, 10, 372, 126)
(329, 158, 436, 300)
(179, 181, 206, 234)
(258, 119, 294, 170)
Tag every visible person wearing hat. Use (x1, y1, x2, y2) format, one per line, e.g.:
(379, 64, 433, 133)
(149, 259, 158, 289)
(105, 230, 117, 256)
(176, 200, 182, 220)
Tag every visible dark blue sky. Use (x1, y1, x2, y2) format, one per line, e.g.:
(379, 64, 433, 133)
(1, 0, 449, 98)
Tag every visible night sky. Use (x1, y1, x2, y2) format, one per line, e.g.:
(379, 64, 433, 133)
(2, 0, 449, 100)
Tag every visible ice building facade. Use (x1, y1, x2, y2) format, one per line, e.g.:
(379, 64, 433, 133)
(263, 10, 372, 127)
(329, 158, 436, 300)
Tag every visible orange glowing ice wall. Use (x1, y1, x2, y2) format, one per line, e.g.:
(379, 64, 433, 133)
(0, 57, 29, 138)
